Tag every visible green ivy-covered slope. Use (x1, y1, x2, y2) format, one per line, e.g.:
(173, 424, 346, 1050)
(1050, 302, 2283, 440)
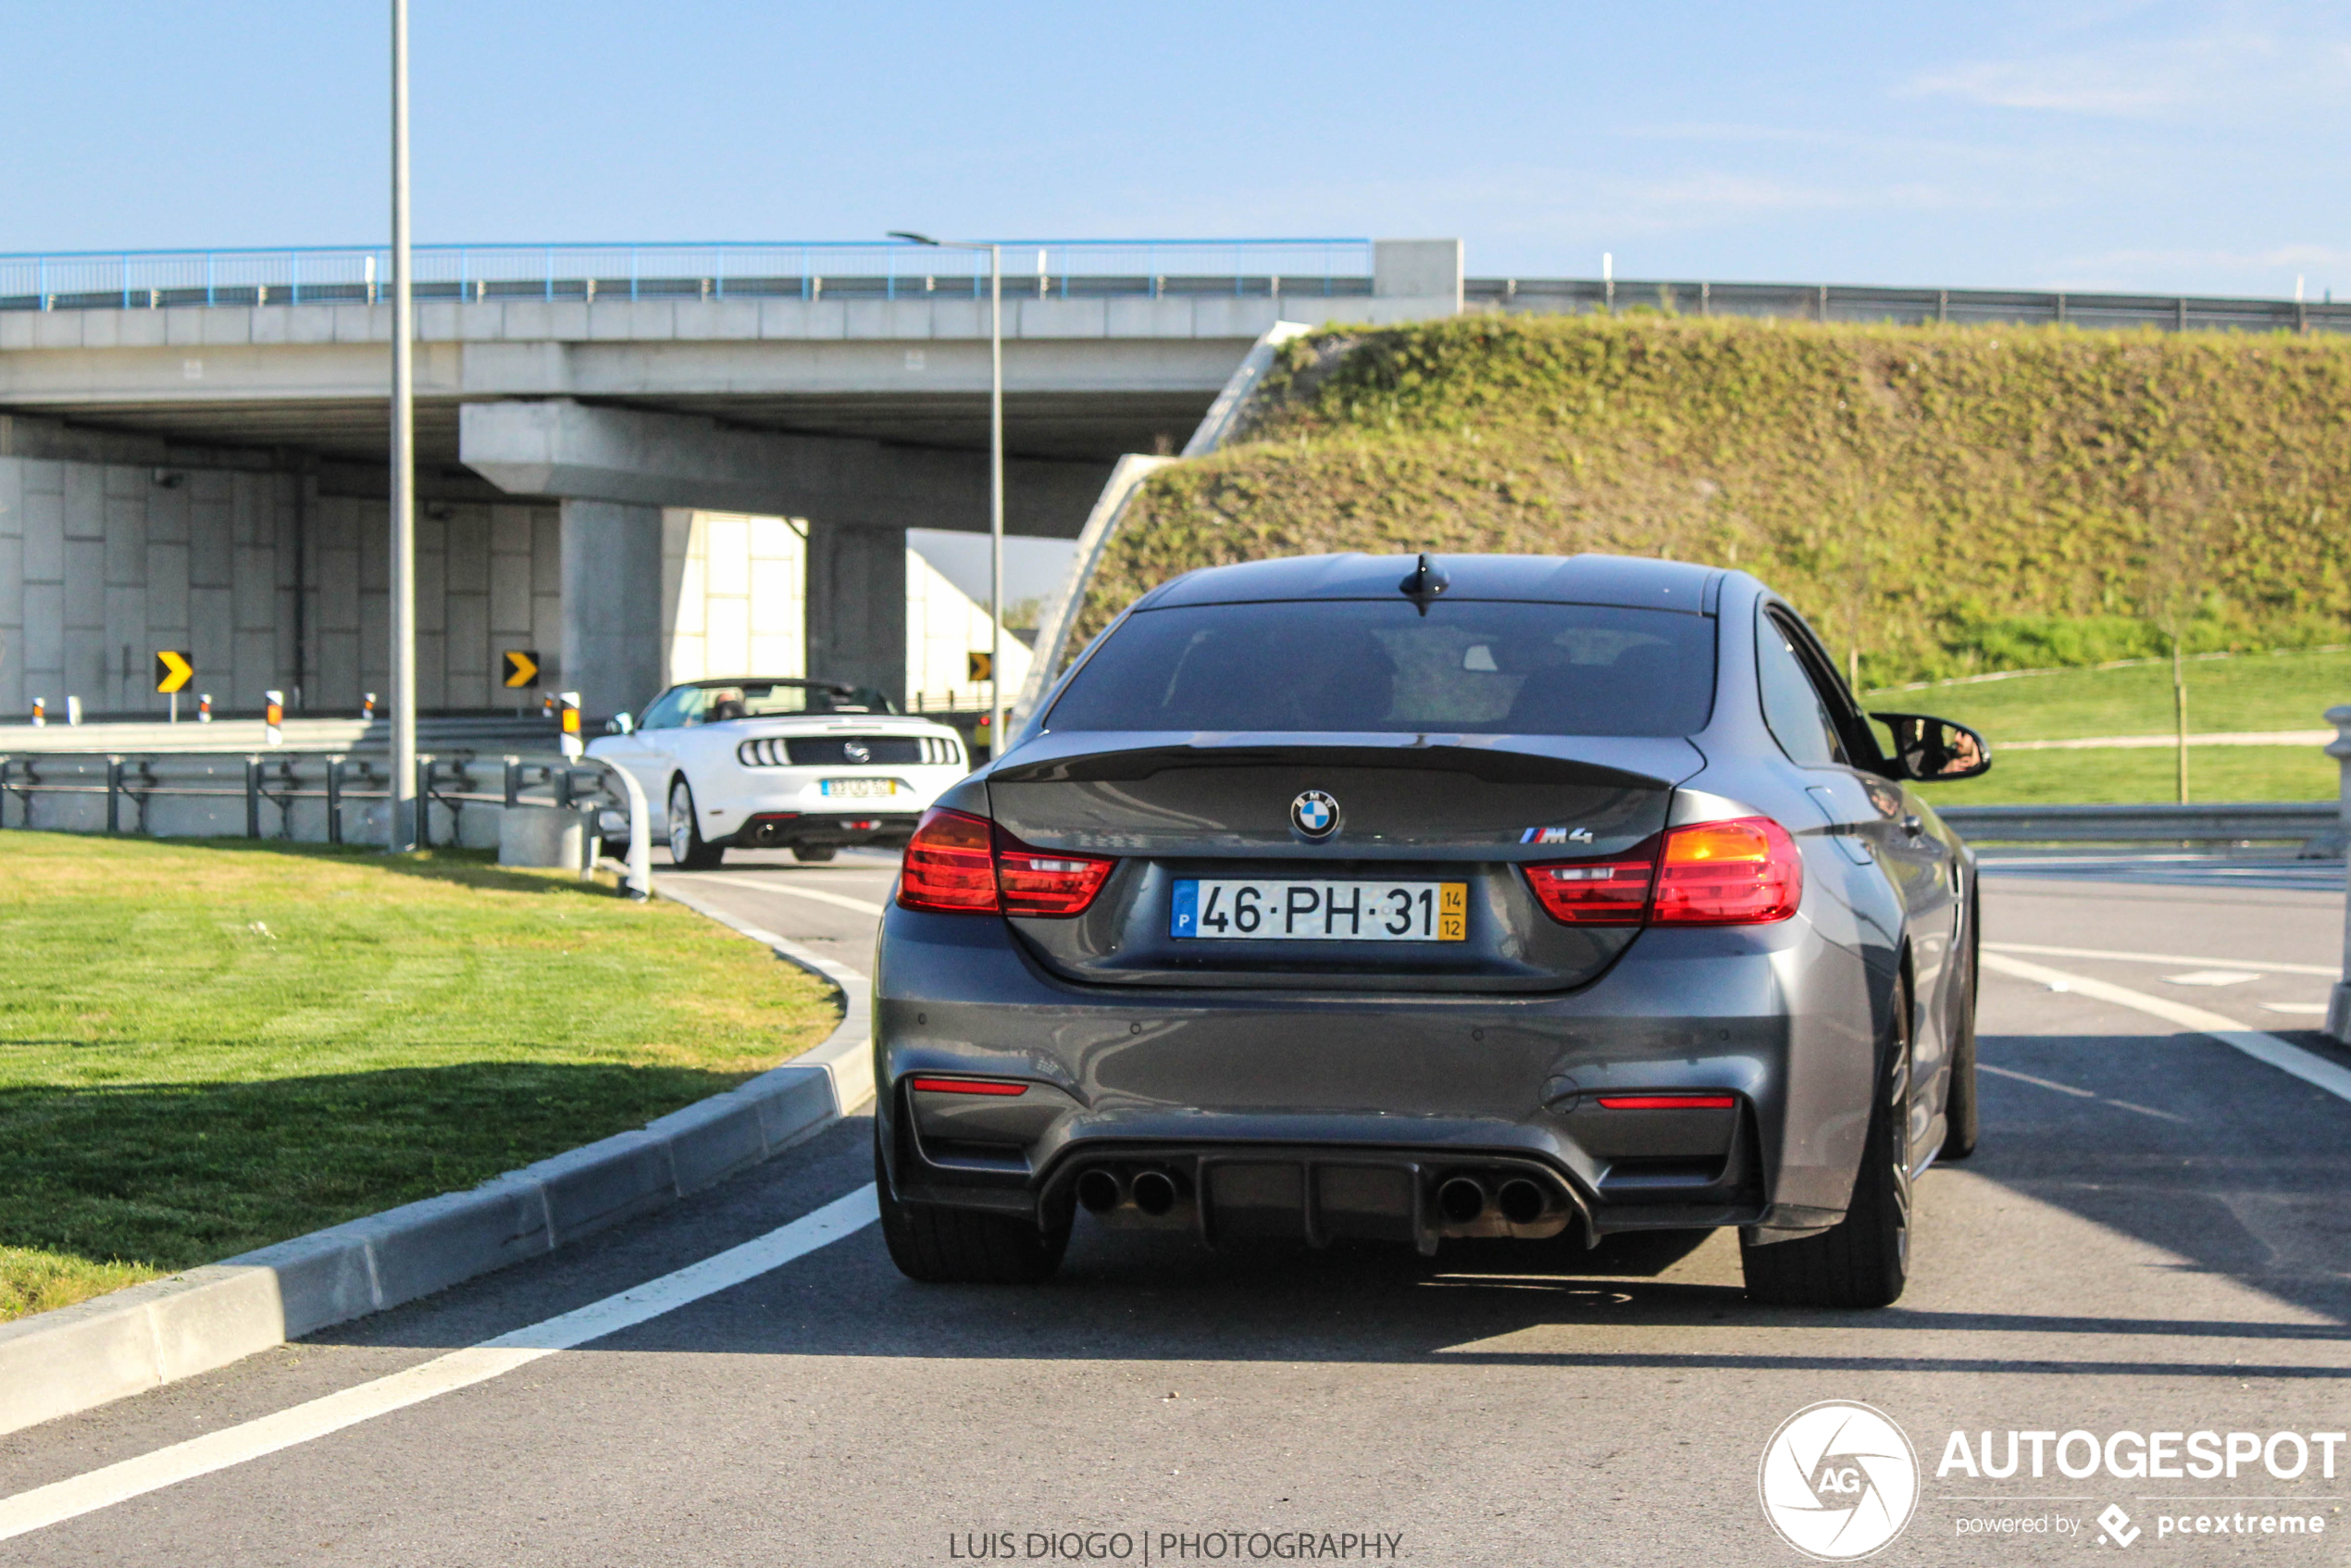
(1072, 314, 2351, 686)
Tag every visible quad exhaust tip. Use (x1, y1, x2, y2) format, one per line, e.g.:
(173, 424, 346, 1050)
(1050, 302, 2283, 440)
(1437, 1176, 1486, 1224)
(1131, 1170, 1178, 1217)
(1076, 1168, 1123, 1214)
(1496, 1177, 1547, 1226)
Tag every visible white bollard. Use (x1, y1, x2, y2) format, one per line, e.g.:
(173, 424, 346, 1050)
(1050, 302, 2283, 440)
(2327, 705, 2351, 1043)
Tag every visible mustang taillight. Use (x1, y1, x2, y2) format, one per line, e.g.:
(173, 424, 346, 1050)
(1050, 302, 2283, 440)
(1521, 815, 1801, 929)
(1598, 1094, 1737, 1110)
(897, 807, 1115, 918)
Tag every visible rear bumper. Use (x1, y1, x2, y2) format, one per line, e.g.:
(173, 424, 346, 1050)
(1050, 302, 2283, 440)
(726, 809, 920, 850)
(873, 903, 1885, 1241)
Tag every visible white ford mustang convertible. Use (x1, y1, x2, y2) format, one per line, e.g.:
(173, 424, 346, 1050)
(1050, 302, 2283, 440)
(588, 677, 969, 867)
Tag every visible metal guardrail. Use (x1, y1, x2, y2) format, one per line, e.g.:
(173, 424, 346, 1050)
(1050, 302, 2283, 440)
(1470, 278, 2351, 336)
(0, 240, 1375, 312)
(1940, 802, 2343, 852)
(0, 750, 652, 898)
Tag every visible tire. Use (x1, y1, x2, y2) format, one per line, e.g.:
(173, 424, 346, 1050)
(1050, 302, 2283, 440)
(665, 778, 725, 869)
(791, 843, 838, 863)
(1742, 986, 1914, 1310)
(1940, 905, 1981, 1161)
(875, 1130, 1068, 1284)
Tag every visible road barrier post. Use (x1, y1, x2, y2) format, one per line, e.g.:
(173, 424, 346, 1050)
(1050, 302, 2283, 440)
(265, 691, 284, 748)
(29, 699, 43, 728)
(326, 756, 344, 845)
(244, 756, 262, 839)
(105, 756, 123, 834)
(558, 691, 583, 760)
(2327, 705, 2351, 1043)
(590, 759, 653, 902)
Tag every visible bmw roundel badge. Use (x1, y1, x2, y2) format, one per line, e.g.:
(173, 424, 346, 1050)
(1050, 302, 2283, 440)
(843, 741, 871, 763)
(1290, 789, 1340, 840)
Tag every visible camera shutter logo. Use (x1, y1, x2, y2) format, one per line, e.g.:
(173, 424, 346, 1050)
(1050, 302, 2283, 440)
(1290, 790, 1340, 840)
(1759, 1401, 1919, 1560)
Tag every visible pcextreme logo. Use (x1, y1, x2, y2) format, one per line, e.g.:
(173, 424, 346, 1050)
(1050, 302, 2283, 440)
(1759, 1401, 1922, 1561)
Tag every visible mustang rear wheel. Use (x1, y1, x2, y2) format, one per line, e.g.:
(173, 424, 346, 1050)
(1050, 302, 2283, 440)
(876, 1131, 1068, 1284)
(1742, 985, 1914, 1310)
(665, 778, 725, 869)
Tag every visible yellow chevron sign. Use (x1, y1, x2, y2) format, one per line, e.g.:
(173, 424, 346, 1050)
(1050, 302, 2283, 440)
(503, 649, 541, 689)
(154, 650, 195, 693)
(967, 651, 993, 682)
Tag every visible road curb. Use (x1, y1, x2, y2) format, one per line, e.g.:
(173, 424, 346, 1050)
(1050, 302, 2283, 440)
(0, 883, 873, 1439)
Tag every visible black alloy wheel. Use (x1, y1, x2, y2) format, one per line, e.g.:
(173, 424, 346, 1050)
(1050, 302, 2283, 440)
(1741, 976, 1915, 1309)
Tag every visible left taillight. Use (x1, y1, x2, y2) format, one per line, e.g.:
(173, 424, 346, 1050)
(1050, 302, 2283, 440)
(897, 807, 1115, 918)
(899, 807, 999, 912)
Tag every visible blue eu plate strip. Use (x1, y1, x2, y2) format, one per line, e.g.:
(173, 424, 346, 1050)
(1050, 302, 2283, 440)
(1170, 879, 1199, 939)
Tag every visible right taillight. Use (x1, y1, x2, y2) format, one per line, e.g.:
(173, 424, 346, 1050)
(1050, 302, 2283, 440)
(1522, 815, 1801, 928)
(1651, 815, 1802, 925)
(897, 807, 1117, 917)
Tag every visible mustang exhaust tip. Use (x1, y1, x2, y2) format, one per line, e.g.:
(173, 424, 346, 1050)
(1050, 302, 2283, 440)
(1437, 1176, 1487, 1225)
(1076, 1169, 1124, 1214)
(1130, 1169, 1179, 1217)
(1496, 1177, 1548, 1226)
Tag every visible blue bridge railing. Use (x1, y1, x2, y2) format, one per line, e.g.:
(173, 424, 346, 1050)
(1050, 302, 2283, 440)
(0, 239, 1376, 312)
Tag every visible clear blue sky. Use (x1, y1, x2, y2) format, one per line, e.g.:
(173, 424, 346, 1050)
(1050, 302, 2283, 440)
(6, 1, 2345, 298)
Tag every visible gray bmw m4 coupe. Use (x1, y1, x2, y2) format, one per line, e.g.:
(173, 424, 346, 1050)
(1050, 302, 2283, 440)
(872, 553, 1992, 1308)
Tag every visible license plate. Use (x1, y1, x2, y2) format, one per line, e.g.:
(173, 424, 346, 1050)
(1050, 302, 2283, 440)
(1170, 879, 1468, 941)
(819, 778, 899, 798)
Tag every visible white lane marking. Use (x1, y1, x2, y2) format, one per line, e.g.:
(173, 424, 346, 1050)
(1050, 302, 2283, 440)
(1979, 952, 2351, 1108)
(0, 1186, 881, 1543)
(728, 878, 889, 916)
(1986, 941, 2338, 978)
(2163, 970, 2259, 987)
(1979, 1064, 2191, 1123)
(2265, 1002, 2332, 1014)
(1980, 1064, 2095, 1098)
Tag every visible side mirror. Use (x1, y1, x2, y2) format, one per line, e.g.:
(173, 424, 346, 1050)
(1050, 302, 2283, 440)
(605, 712, 634, 735)
(1870, 712, 1991, 781)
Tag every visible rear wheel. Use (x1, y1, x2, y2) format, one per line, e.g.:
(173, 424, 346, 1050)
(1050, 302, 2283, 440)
(665, 778, 725, 869)
(1742, 988, 1914, 1310)
(791, 843, 838, 863)
(876, 1130, 1067, 1284)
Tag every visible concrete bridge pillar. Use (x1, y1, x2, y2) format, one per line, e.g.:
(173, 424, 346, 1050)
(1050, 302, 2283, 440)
(558, 499, 664, 719)
(803, 522, 907, 706)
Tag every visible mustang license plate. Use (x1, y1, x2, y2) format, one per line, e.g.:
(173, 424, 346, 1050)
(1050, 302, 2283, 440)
(819, 778, 900, 798)
(1170, 879, 1467, 941)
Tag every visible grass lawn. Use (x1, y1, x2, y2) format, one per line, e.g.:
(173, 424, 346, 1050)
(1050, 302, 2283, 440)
(1870, 646, 2349, 804)
(0, 833, 840, 1323)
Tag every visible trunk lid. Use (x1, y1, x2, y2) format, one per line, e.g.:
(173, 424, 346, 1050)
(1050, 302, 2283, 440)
(988, 732, 1703, 992)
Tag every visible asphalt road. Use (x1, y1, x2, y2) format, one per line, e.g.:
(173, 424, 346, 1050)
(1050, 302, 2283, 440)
(2, 848, 2346, 1566)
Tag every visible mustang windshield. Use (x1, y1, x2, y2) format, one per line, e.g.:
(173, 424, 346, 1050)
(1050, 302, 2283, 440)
(639, 679, 890, 728)
(1047, 600, 1715, 737)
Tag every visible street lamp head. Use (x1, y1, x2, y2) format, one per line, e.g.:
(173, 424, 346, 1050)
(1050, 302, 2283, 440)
(889, 230, 940, 246)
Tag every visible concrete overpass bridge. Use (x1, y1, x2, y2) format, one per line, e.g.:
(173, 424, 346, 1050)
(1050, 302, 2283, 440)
(0, 239, 1465, 718)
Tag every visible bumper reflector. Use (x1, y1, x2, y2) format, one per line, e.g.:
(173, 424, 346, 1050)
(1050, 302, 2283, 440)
(1597, 1094, 1737, 1110)
(907, 1076, 1029, 1097)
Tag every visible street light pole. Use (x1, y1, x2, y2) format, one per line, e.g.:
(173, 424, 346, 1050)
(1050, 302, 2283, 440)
(889, 231, 1006, 756)
(388, 0, 418, 849)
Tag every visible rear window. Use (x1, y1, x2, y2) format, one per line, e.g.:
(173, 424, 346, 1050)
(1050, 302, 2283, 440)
(1046, 600, 1716, 737)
